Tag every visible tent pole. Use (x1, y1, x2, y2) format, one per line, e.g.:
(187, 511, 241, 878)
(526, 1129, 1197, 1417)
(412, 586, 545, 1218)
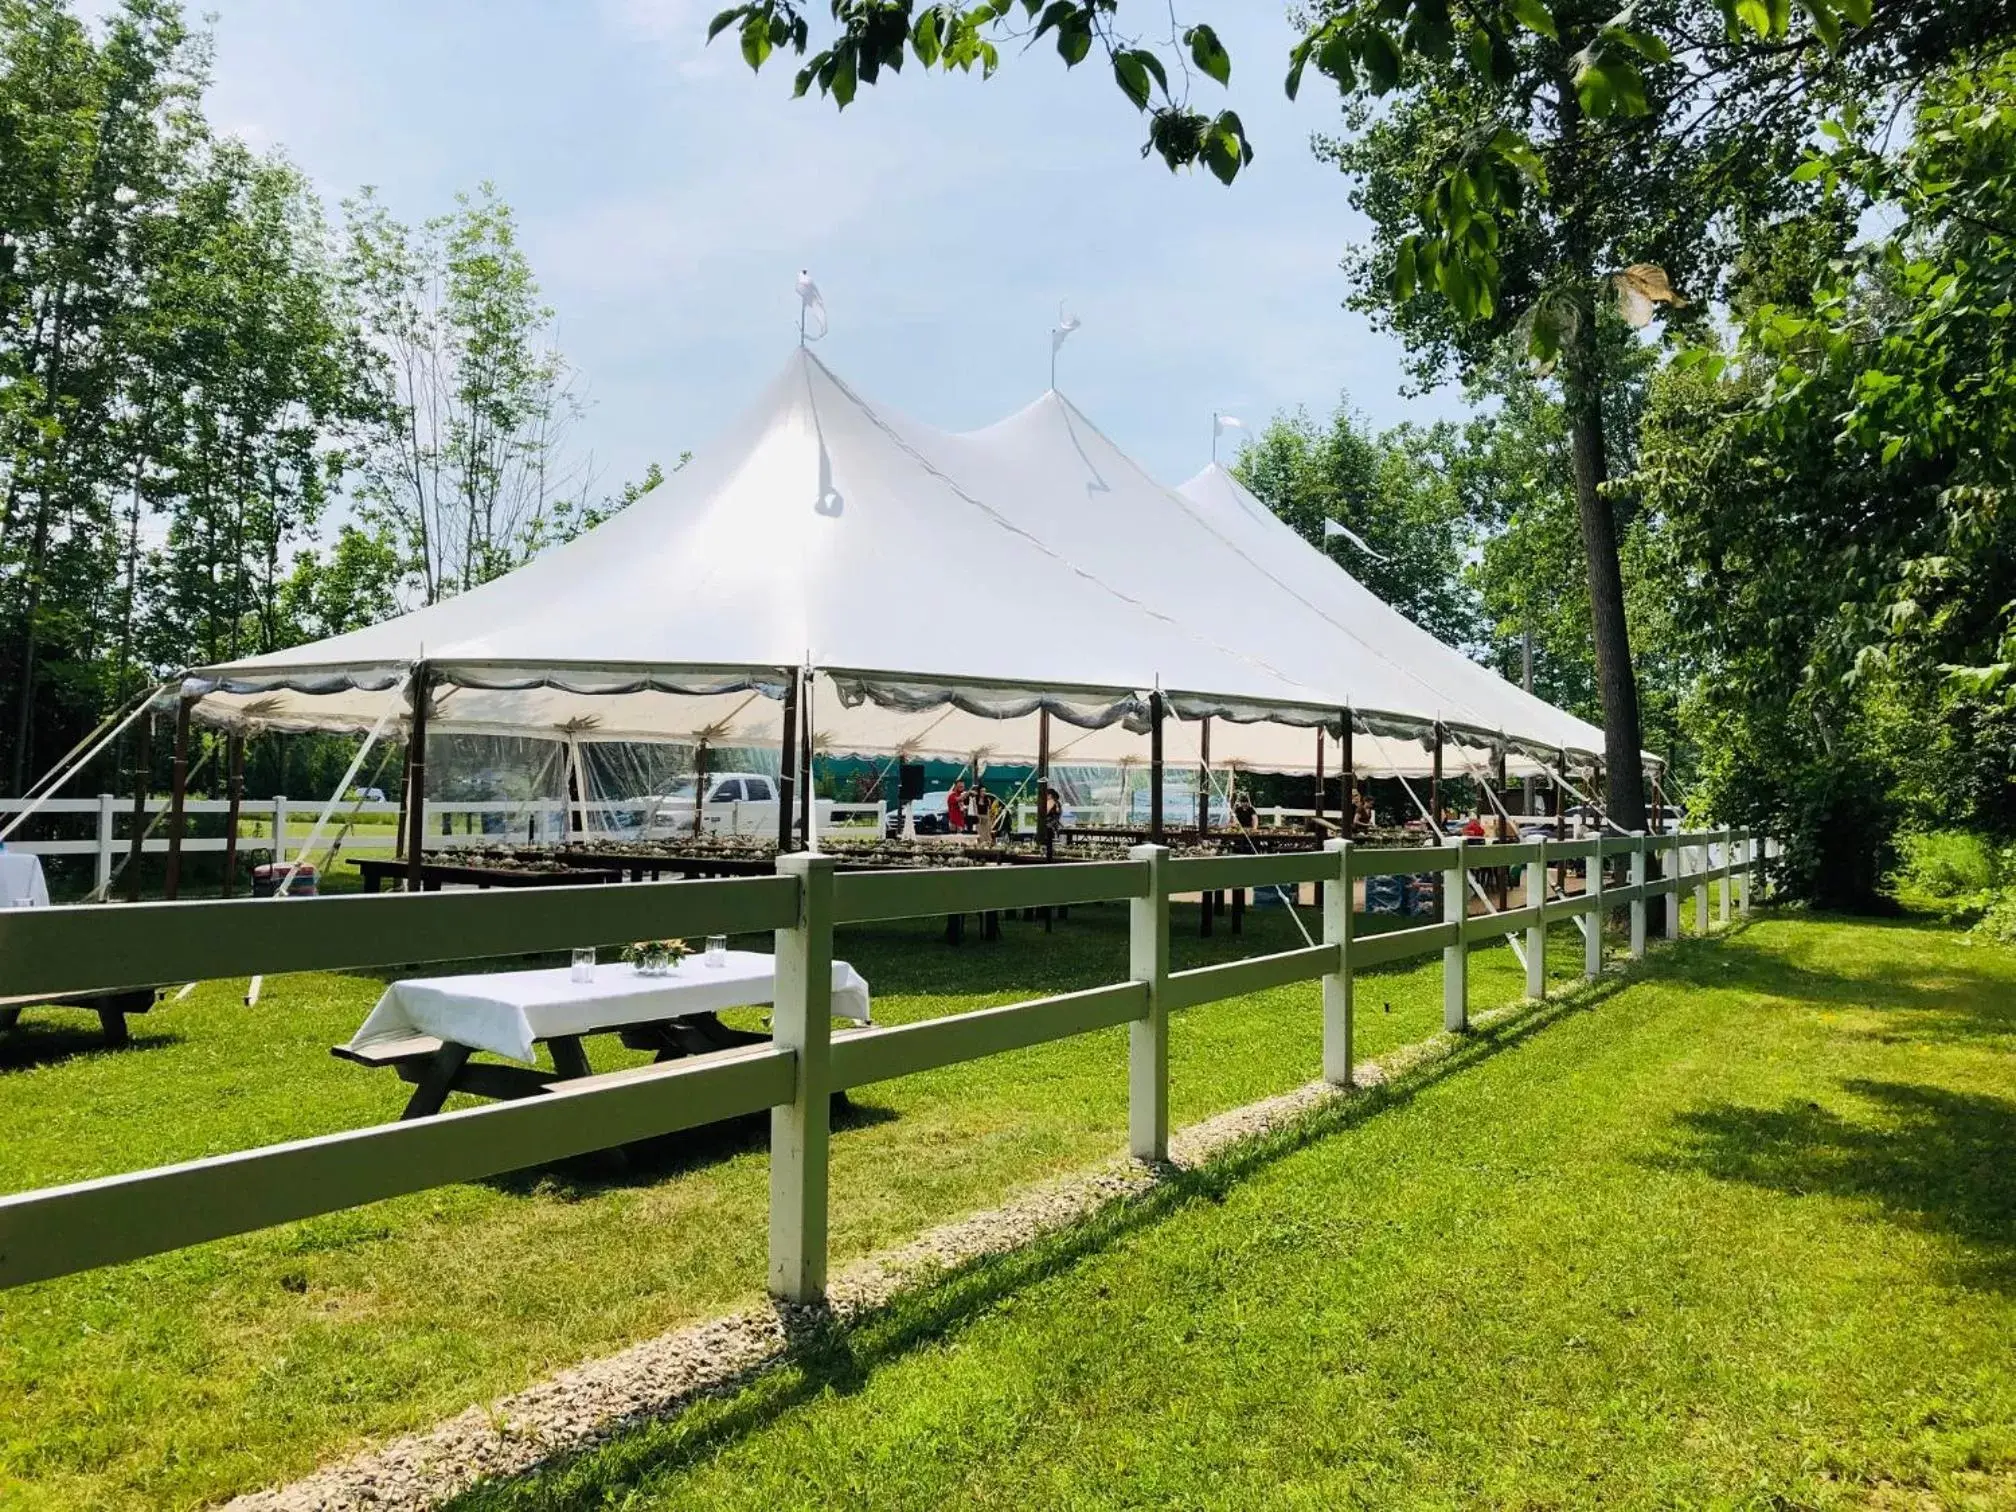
(777, 671, 800, 853)
(1037, 706, 1052, 858)
(1196, 715, 1211, 836)
(1341, 714, 1355, 838)
(403, 663, 432, 893)
(1313, 726, 1325, 830)
(1148, 691, 1165, 844)
(222, 733, 245, 897)
(163, 694, 194, 901)
(693, 740, 710, 839)
(124, 711, 152, 903)
(799, 669, 816, 850)
(393, 737, 412, 860)
(1430, 722, 1444, 826)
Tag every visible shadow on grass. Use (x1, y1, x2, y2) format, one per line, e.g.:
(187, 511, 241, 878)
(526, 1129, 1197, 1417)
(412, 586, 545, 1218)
(1651, 1077, 2016, 1294)
(444, 978, 1625, 1512)
(0, 1017, 180, 1073)
(1670, 919, 2016, 1049)
(480, 1096, 901, 1200)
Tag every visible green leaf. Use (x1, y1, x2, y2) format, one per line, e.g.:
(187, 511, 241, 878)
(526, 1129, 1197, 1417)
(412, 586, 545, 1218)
(1057, 14, 1092, 66)
(707, 7, 745, 43)
(1285, 37, 1312, 99)
(741, 15, 774, 70)
(832, 44, 857, 105)
(1507, 0, 1559, 41)
(1360, 28, 1403, 92)
(1187, 23, 1231, 87)
(1394, 236, 1419, 301)
(1611, 26, 1671, 63)
(1114, 49, 1151, 110)
(1789, 156, 1827, 182)
(911, 8, 942, 67)
(1838, 0, 1872, 25)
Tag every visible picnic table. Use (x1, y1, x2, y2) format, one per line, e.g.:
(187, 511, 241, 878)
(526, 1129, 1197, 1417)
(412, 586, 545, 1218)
(0, 853, 163, 1047)
(334, 950, 873, 1119)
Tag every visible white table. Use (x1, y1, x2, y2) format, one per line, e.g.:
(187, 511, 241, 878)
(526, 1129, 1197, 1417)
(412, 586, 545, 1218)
(0, 852, 50, 910)
(340, 950, 873, 1118)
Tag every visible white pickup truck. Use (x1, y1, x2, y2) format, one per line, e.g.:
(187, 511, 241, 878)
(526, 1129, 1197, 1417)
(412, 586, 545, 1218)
(641, 771, 833, 838)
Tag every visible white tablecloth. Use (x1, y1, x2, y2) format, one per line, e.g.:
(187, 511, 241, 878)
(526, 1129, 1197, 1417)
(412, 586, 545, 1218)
(349, 950, 873, 1065)
(0, 853, 49, 909)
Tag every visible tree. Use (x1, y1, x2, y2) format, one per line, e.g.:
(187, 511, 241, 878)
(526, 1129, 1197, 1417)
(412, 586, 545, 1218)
(342, 184, 592, 606)
(1636, 44, 2016, 901)
(706, 0, 2011, 834)
(1233, 403, 1478, 646)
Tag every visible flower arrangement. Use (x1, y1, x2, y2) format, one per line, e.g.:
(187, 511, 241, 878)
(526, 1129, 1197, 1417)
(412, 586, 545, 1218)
(622, 938, 694, 976)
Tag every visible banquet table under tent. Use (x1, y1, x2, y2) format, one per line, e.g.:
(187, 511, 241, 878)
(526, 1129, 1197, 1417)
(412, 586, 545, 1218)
(95, 347, 1656, 893)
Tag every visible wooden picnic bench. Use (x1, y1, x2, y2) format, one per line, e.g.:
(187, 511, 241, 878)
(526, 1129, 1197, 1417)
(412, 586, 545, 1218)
(331, 1012, 821, 1121)
(0, 986, 161, 1049)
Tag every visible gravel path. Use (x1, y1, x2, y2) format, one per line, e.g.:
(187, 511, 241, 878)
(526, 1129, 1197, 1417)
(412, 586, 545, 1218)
(225, 1008, 1520, 1511)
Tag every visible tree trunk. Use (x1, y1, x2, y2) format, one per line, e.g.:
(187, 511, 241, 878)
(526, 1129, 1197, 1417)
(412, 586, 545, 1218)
(1563, 316, 1648, 832)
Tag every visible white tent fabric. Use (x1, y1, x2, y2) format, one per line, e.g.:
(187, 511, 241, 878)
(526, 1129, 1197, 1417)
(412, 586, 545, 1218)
(1175, 461, 1627, 769)
(183, 350, 1599, 779)
(189, 352, 1324, 728)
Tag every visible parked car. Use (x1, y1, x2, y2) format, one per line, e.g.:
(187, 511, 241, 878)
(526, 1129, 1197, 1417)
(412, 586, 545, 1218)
(887, 790, 952, 837)
(644, 772, 831, 838)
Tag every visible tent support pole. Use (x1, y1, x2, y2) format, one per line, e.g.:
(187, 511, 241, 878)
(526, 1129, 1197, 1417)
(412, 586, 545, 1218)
(693, 740, 709, 840)
(124, 712, 152, 903)
(1431, 721, 1445, 914)
(163, 695, 193, 901)
(1196, 716, 1211, 837)
(1430, 721, 1444, 825)
(1148, 691, 1165, 844)
(1036, 706, 1052, 859)
(403, 663, 432, 893)
(799, 670, 815, 849)
(1313, 727, 1325, 830)
(1341, 714, 1355, 839)
(777, 671, 800, 853)
(222, 734, 245, 897)
(393, 738, 411, 860)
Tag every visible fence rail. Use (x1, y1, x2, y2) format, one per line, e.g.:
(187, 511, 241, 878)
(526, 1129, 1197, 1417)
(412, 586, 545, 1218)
(0, 826, 1767, 1299)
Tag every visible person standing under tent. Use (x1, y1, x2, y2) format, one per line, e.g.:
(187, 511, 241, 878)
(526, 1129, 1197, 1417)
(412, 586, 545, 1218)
(1233, 790, 1258, 833)
(946, 777, 968, 834)
(1037, 783, 1063, 843)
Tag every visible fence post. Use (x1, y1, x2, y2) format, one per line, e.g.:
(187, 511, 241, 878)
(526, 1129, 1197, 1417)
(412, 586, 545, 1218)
(1526, 836, 1547, 1000)
(95, 794, 116, 896)
(1322, 838, 1353, 1086)
(1694, 834, 1710, 935)
(1444, 837, 1468, 1032)
(1128, 843, 1170, 1161)
(1718, 829, 1733, 926)
(273, 797, 288, 867)
(1584, 839, 1604, 980)
(770, 851, 836, 1303)
(1665, 837, 1681, 941)
(1629, 833, 1647, 960)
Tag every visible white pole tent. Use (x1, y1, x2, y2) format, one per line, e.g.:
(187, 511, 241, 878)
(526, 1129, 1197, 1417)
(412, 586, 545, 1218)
(1174, 458, 1612, 764)
(177, 350, 1614, 843)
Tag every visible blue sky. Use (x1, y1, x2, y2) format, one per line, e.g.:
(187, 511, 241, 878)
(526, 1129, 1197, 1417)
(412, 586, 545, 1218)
(183, 0, 1463, 493)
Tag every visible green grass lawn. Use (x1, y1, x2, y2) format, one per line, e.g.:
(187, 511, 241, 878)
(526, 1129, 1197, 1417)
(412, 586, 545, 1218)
(0, 894, 1604, 1510)
(449, 913, 2016, 1512)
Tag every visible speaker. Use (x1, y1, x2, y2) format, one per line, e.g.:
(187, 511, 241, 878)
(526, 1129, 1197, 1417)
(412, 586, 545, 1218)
(899, 762, 926, 801)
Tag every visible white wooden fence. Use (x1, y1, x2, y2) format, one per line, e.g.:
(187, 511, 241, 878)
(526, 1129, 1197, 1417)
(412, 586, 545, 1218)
(0, 827, 1764, 1301)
